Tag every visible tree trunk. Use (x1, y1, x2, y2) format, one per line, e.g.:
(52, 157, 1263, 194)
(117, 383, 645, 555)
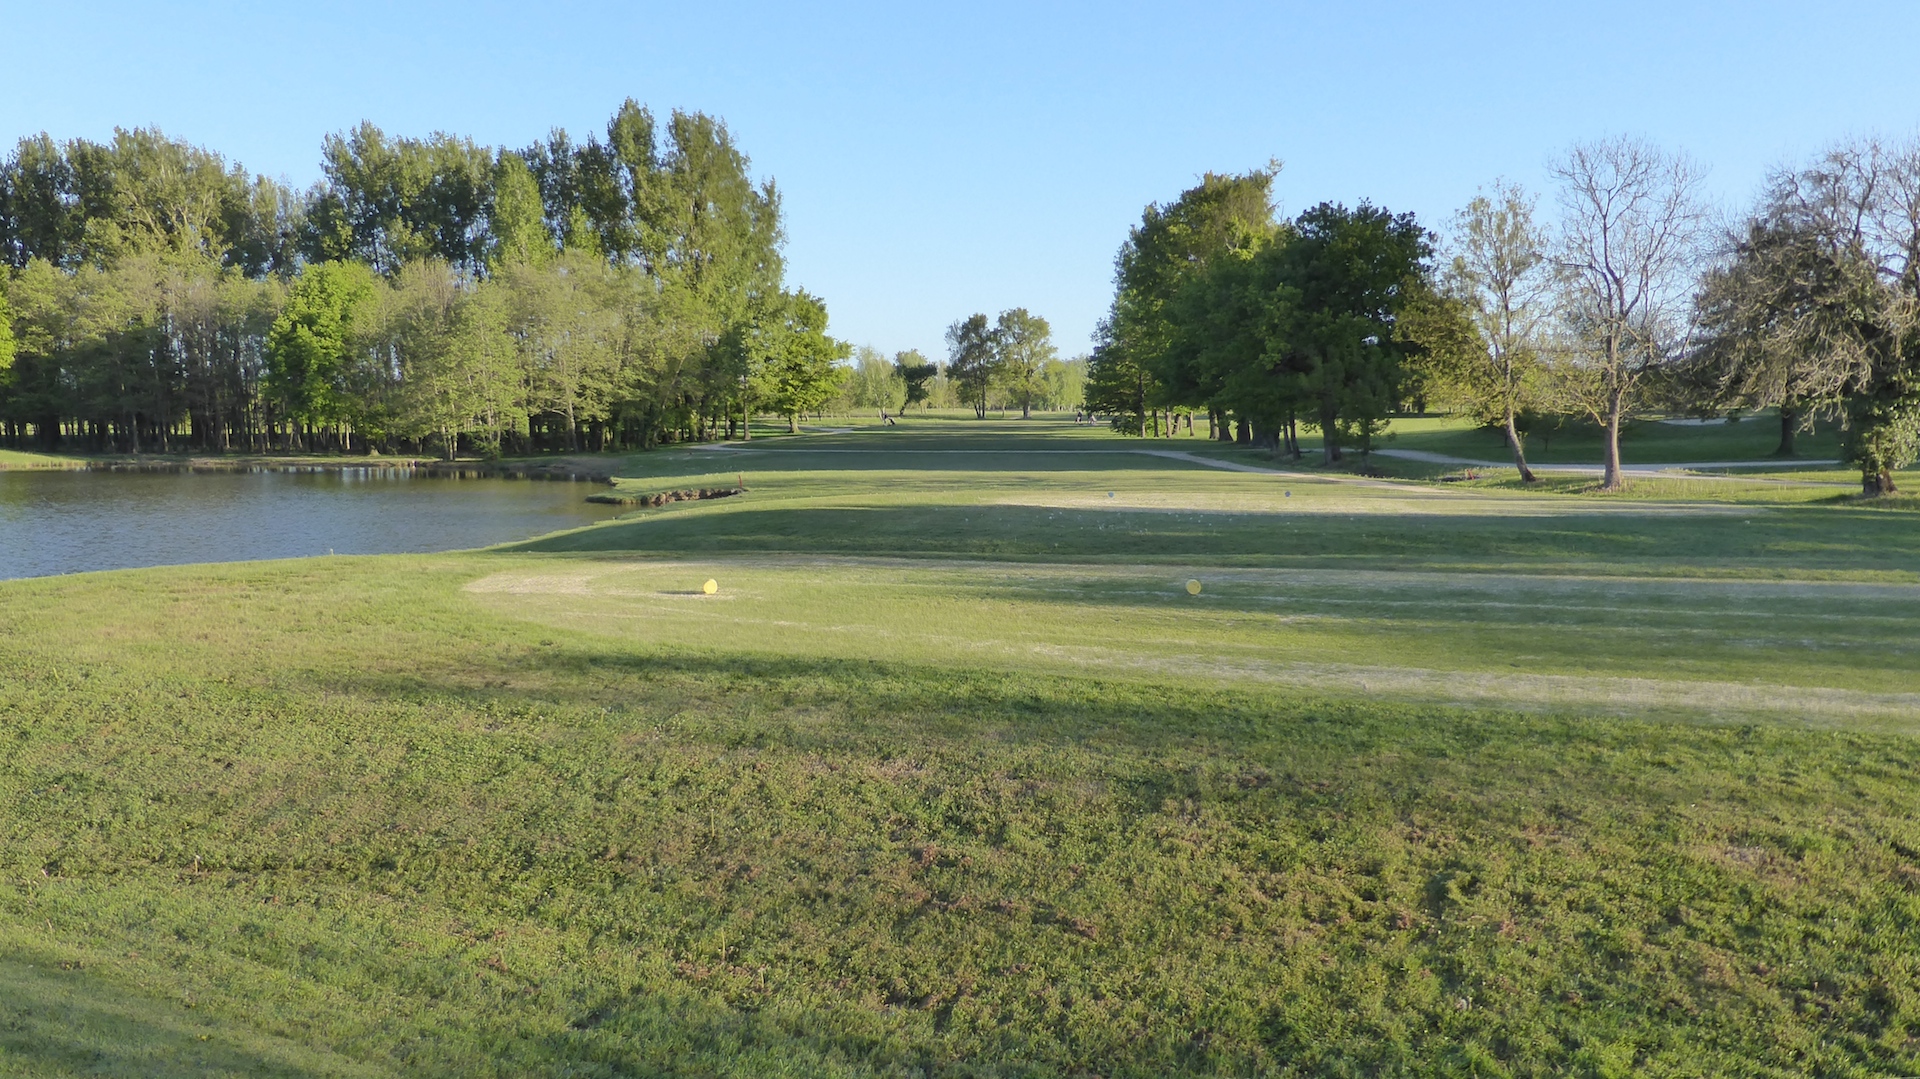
(1319, 400, 1341, 464)
(1235, 417, 1250, 445)
(1504, 407, 1537, 483)
(1775, 405, 1798, 457)
(789, 413, 799, 434)
(1863, 466, 1897, 497)
(1600, 392, 1625, 491)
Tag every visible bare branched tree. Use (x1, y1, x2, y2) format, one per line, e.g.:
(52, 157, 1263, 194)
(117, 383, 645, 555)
(1549, 137, 1708, 490)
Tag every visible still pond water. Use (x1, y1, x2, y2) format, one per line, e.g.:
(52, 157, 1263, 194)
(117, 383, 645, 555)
(0, 467, 620, 580)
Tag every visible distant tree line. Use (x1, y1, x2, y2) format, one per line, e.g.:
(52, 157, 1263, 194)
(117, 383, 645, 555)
(836, 336, 1084, 418)
(0, 101, 848, 456)
(1088, 136, 1920, 496)
(941, 308, 1084, 418)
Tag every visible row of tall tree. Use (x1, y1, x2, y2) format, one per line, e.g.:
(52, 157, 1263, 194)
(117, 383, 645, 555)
(0, 101, 848, 455)
(1087, 135, 1920, 495)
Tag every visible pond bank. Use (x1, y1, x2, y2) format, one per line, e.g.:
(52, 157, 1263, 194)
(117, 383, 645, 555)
(0, 453, 617, 484)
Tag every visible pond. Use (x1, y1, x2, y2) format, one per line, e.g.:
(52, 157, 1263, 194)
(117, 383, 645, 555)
(0, 467, 622, 580)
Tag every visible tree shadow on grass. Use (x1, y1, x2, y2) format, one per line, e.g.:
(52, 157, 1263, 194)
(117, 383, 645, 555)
(0, 953, 383, 1078)
(0, 934, 1069, 1078)
(290, 639, 1594, 764)
(511, 501, 1920, 576)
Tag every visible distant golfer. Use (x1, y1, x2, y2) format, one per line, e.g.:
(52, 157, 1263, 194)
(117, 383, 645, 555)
(879, 408, 897, 427)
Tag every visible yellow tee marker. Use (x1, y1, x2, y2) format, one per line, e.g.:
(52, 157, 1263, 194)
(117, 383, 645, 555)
(1186, 579, 1202, 595)
(702, 579, 719, 595)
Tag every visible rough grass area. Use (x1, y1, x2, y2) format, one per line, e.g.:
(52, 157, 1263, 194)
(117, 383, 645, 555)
(4, 417, 1919, 1076)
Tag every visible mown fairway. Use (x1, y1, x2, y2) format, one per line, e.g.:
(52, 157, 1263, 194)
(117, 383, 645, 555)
(4, 418, 1920, 1077)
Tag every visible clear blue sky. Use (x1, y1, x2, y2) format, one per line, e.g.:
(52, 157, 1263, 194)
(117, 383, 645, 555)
(6, 1, 1918, 359)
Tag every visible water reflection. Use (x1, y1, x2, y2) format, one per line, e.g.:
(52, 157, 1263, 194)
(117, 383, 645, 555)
(0, 468, 620, 580)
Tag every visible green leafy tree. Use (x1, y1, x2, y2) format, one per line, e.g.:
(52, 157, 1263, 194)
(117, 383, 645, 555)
(167, 263, 283, 452)
(1259, 202, 1435, 461)
(1168, 232, 1286, 445)
(844, 345, 904, 409)
(377, 262, 521, 459)
(1091, 167, 1281, 438)
(304, 124, 496, 274)
(748, 290, 848, 432)
(1, 128, 296, 275)
(945, 314, 996, 418)
(5, 259, 92, 446)
(4, 252, 187, 453)
(1437, 182, 1552, 481)
(488, 152, 554, 270)
(0, 100, 811, 457)
(1040, 355, 1086, 411)
(646, 109, 785, 318)
(893, 349, 936, 412)
(0, 135, 83, 268)
(265, 261, 376, 449)
(991, 308, 1056, 418)
(535, 102, 785, 443)
(0, 277, 15, 375)
(497, 251, 621, 450)
(1084, 320, 1153, 434)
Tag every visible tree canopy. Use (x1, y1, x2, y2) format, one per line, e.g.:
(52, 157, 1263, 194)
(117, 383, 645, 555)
(1089, 171, 1435, 457)
(1691, 139, 1920, 494)
(0, 102, 835, 456)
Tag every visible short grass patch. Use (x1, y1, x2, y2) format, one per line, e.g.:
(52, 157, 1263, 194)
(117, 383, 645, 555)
(0, 448, 87, 470)
(4, 417, 1920, 1076)
(1377, 413, 1846, 466)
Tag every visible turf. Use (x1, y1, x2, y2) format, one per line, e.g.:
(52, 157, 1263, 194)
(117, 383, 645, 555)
(3, 417, 1919, 1077)
(1375, 413, 1846, 466)
(0, 448, 85, 470)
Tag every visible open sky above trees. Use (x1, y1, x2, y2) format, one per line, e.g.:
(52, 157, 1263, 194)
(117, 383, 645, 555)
(5, 1, 1919, 360)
